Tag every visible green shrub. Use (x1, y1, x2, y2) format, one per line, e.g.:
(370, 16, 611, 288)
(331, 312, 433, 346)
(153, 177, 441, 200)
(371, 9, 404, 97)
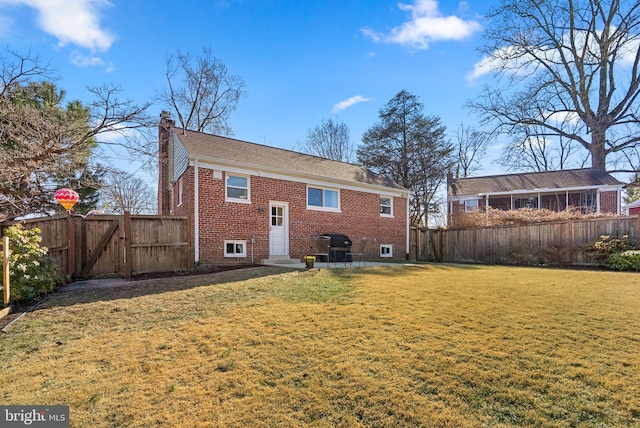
(0, 224, 65, 303)
(584, 234, 634, 263)
(606, 250, 640, 271)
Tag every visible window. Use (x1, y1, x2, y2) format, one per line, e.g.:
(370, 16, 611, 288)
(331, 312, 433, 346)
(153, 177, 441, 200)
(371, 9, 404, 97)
(380, 245, 393, 258)
(464, 199, 478, 213)
(580, 190, 597, 213)
(307, 186, 339, 210)
(224, 240, 246, 257)
(177, 178, 183, 206)
(226, 175, 249, 202)
(514, 197, 537, 209)
(380, 197, 393, 216)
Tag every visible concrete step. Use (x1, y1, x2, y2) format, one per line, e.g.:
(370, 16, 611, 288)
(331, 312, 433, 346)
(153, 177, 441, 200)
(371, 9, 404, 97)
(261, 256, 301, 265)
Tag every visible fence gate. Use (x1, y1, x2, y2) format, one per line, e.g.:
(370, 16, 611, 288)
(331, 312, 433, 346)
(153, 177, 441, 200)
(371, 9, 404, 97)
(77, 216, 123, 277)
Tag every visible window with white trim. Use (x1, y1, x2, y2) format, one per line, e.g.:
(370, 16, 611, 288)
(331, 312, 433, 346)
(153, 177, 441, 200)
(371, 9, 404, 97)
(177, 178, 183, 206)
(464, 199, 478, 213)
(307, 186, 339, 210)
(224, 240, 246, 257)
(580, 190, 597, 213)
(380, 197, 393, 216)
(226, 174, 249, 202)
(380, 245, 393, 258)
(514, 196, 537, 209)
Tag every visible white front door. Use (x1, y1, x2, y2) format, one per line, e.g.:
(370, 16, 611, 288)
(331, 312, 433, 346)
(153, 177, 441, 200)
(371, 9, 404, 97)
(269, 202, 288, 256)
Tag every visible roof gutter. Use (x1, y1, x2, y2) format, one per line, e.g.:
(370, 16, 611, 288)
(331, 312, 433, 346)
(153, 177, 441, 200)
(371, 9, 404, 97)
(450, 184, 623, 200)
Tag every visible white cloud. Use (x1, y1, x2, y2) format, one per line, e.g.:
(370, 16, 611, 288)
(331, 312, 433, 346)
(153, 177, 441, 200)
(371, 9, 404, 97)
(70, 51, 114, 71)
(332, 95, 372, 114)
(0, 14, 12, 35)
(363, 0, 481, 50)
(71, 51, 103, 67)
(0, 0, 114, 51)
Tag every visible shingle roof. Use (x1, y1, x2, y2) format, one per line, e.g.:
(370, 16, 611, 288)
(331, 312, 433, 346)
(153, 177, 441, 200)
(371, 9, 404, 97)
(173, 128, 408, 192)
(449, 168, 623, 196)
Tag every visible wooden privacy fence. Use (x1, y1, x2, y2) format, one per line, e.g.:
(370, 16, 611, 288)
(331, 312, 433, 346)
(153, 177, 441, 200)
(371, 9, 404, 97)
(410, 215, 640, 267)
(2, 213, 190, 279)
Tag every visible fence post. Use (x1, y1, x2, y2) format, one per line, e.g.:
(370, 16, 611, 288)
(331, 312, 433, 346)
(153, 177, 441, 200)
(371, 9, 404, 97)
(568, 219, 574, 264)
(3, 235, 9, 305)
(66, 214, 76, 279)
(124, 211, 132, 279)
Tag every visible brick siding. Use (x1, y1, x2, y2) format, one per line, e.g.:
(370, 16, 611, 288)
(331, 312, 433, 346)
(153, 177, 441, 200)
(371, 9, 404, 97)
(171, 166, 407, 267)
(599, 190, 618, 214)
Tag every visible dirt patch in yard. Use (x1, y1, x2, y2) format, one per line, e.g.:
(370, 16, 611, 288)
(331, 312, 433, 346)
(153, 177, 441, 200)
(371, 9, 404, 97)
(1, 264, 294, 331)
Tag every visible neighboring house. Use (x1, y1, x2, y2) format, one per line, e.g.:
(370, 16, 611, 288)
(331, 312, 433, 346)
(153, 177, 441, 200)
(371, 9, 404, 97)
(157, 112, 410, 267)
(447, 168, 624, 227)
(624, 199, 640, 215)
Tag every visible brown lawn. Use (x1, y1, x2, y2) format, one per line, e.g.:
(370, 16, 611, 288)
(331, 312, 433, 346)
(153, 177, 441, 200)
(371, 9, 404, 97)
(1, 264, 639, 427)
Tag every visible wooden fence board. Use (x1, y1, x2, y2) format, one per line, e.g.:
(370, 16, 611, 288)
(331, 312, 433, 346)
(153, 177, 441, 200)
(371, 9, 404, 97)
(2, 214, 189, 279)
(411, 215, 640, 267)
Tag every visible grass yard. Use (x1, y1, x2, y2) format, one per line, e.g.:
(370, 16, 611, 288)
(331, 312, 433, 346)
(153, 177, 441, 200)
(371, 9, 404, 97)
(1, 264, 640, 427)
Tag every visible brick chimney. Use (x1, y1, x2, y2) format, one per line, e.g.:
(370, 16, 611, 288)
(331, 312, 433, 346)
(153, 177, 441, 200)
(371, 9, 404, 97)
(158, 111, 175, 215)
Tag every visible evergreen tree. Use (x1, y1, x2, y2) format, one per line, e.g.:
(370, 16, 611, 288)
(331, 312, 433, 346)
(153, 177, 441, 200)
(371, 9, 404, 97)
(357, 90, 454, 226)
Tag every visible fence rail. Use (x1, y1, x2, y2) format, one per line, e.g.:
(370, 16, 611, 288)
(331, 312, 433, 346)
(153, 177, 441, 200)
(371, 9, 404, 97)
(2, 213, 190, 279)
(410, 216, 640, 266)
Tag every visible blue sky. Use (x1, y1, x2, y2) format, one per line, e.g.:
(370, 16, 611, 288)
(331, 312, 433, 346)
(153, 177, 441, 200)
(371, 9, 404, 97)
(0, 0, 500, 178)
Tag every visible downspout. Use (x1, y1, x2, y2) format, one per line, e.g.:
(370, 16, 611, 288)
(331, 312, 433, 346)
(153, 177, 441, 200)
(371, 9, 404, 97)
(617, 187, 622, 215)
(596, 189, 601, 213)
(406, 195, 410, 260)
(194, 159, 200, 265)
(485, 195, 489, 225)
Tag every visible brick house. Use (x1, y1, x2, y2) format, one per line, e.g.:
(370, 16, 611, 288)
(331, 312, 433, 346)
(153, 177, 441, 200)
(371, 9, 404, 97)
(447, 168, 624, 227)
(624, 199, 640, 215)
(157, 113, 410, 267)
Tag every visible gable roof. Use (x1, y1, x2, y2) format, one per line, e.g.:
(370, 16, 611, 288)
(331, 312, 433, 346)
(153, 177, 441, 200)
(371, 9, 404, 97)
(449, 168, 623, 196)
(173, 128, 408, 192)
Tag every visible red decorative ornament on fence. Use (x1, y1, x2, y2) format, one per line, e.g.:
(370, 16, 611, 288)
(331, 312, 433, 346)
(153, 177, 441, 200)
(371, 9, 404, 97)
(54, 188, 80, 211)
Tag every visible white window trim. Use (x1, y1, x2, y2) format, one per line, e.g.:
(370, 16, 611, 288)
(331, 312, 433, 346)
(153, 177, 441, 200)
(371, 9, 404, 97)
(380, 244, 393, 258)
(224, 240, 247, 257)
(177, 178, 183, 207)
(380, 196, 393, 217)
(306, 185, 341, 212)
(225, 174, 251, 203)
(464, 199, 478, 213)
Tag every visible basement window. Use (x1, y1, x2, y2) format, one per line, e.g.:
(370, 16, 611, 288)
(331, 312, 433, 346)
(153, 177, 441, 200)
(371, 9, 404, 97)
(379, 245, 393, 258)
(224, 240, 246, 257)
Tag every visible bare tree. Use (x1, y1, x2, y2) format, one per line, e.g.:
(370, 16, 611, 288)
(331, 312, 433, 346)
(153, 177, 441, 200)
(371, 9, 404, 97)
(454, 123, 491, 177)
(100, 170, 156, 215)
(158, 47, 247, 135)
(467, 0, 640, 173)
(0, 47, 56, 96)
(499, 123, 589, 172)
(0, 48, 152, 222)
(301, 118, 354, 162)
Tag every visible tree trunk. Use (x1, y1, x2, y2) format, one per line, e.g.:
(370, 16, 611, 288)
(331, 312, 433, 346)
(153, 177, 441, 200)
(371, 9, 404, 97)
(590, 129, 607, 170)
